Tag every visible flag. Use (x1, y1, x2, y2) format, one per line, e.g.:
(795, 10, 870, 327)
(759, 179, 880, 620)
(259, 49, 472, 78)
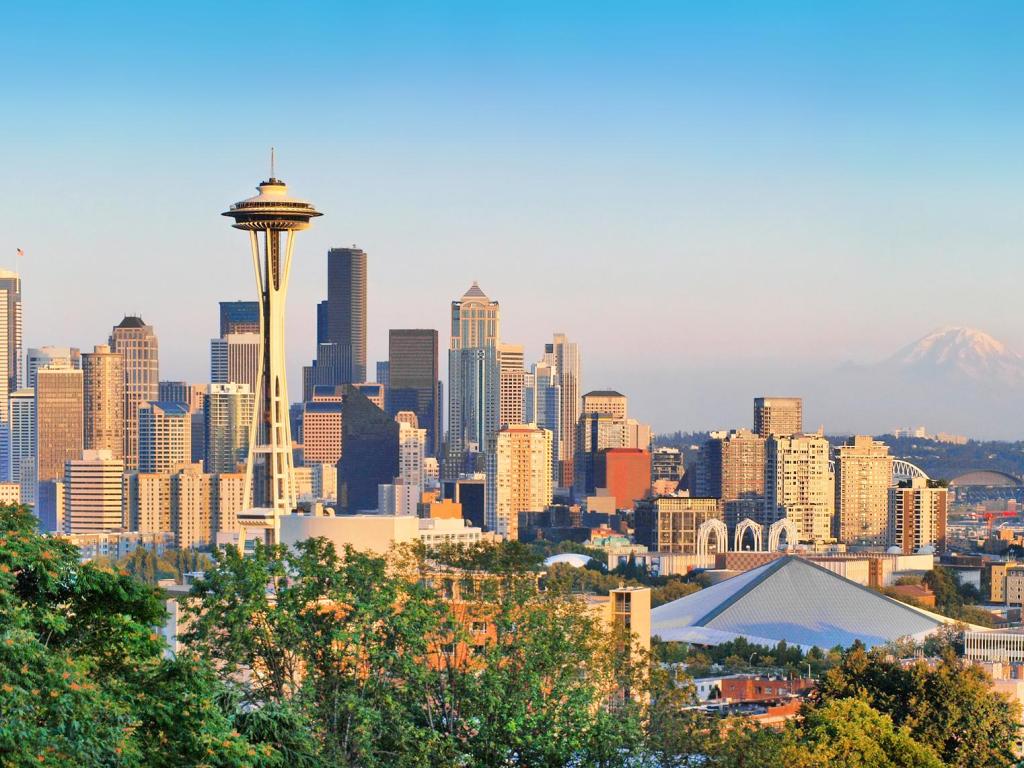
(15, 249, 23, 257)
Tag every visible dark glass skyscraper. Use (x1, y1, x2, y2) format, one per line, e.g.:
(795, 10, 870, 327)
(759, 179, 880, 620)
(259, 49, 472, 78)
(337, 386, 398, 514)
(326, 247, 367, 384)
(388, 329, 440, 456)
(218, 301, 260, 336)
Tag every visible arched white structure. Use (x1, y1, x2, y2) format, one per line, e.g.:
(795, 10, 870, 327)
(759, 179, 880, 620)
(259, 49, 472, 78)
(733, 518, 763, 552)
(892, 459, 929, 482)
(768, 518, 798, 552)
(696, 518, 729, 560)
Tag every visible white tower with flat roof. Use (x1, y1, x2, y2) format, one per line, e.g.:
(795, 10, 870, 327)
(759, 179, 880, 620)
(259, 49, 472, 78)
(223, 166, 322, 550)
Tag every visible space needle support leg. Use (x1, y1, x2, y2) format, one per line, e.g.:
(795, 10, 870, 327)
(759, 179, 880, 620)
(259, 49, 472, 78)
(239, 228, 265, 554)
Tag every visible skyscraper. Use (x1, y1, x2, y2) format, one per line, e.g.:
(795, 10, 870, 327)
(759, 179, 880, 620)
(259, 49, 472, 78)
(35, 364, 83, 484)
(0, 271, 23, 394)
(387, 329, 440, 456)
(888, 478, 947, 555)
(703, 429, 766, 501)
(574, 391, 651, 497)
(337, 386, 398, 513)
(765, 434, 832, 543)
(326, 247, 367, 384)
(138, 402, 191, 474)
(26, 346, 80, 390)
(10, 388, 34, 504)
(498, 343, 525, 428)
(302, 386, 345, 467)
(82, 344, 124, 460)
(63, 449, 124, 533)
(446, 282, 500, 479)
(396, 411, 426, 516)
(210, 332, 261, 392)
(204, 383, 254, 474)
(544, 333, 581, 487)
(223, 172, 321, 547)
(523, 361, 561, 487)
(834, 435, 893, 546)
(488, 424, 553, 539)
(219, 300, 260, 336)
(753, 397, 803, 438)
(109, 316, 159, 469)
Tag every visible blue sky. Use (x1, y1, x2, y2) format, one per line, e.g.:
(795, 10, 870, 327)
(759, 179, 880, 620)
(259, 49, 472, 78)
(3, 1, 1023, 432)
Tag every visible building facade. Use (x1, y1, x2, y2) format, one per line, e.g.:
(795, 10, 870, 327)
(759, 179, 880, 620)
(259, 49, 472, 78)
(387, 329, 440, 456)
(634, 496, 723, 553)
(753, 397, 803, 438)
(326, 247, 368, 384)
(138, 401, 191, 475)
(210, 332, 261, 392)
(109, 316, 159, 469)
(63, 449, 124, 533)
(498, 343, 525, 429)
(35, 364, 83, 485)
(765, 434, 832, 542)
(888, 478, 948, 555)
(542, 333, 581, 488)
(82, 344, 124, 460)
(834, 435, 893, 546)
(204, 383, 254, 474)
(488, 424, 553, 539)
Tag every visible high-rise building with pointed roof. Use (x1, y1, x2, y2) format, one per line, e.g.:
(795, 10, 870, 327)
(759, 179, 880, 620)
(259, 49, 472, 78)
(446, 282, 500, 479)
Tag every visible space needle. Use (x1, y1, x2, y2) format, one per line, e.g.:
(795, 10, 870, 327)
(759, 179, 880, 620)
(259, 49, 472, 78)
(223, 156, 322, 550)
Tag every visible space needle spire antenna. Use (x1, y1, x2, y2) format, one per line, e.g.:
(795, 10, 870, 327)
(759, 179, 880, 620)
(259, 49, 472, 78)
(223, 163, 322, 551)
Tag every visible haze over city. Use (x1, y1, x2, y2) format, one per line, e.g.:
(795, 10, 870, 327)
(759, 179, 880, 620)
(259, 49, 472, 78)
(4, 2, 1023, 437)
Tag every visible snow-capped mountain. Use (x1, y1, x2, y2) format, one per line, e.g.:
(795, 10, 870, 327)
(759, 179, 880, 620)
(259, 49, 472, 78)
(885, 327, 1024, 384)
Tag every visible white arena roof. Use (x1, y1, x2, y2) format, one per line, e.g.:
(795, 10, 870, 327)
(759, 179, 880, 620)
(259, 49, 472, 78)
(651, 555, 957, 650)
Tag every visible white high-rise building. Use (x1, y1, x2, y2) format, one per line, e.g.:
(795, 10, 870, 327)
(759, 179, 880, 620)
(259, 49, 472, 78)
(396, 411, 426, 516)
(210, 332, 261, 392)
(10, 388, 34, 503)
(498, 343, 524, 429)
(138, 402, 191, 475)
(64, 449, 124, 533)
(766, 434, 833, 543)
(488, 424, 553, 539)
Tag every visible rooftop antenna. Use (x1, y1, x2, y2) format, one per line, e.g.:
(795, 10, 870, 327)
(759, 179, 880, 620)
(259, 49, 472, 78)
(270, 146, 276, 179)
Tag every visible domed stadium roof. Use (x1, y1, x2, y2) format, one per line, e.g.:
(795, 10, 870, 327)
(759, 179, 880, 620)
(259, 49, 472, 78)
(949, 470, 1023, 487)
(543, 553, 593, 569)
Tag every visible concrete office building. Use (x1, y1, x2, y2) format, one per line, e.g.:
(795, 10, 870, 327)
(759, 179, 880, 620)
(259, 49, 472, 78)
(10, 388, 34, 503)
(574, 392, 652, 498)
(888, 478, 948, 555)
(634, 495, 723, 553)
(582, 390, 627, 420)
(446, 282, 500, 478)
(542, 333, 581, 488)
(651, 447, 685, 483)
(138, 402, 191, 475)
(498, 343, 524, 429)
(63, 449, 124, 533)
(214, 472, 246, 535)
(753, 397, 803, 438)
(171, 463, 213, 549)
(835, 436, 893, 546)
(302, 386, 345, 467)
(35, 364, 83, 485)
(766, 434, 833, 543)
(396, 411, 426, 517)
(488, 424, 552, 539)
(124, 472, 171, 533)
(210, 332, 261, 392)
(523, 361, 561, 487)
(109, 316, 159, 469)
(703, 429, 766, 528)
(82, 344, 124, 460)
(387, 329, 440, 456)
(219, 300, 259, 336)
(595, 448, 651, 510)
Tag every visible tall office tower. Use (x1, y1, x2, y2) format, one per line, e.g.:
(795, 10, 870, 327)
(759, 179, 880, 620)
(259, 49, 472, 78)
(82, 345, 124, 460)
(27, 346, 81, 390)
(395, 411, 426, 516)
(651, 447, 685, 482)
(337, 387, 398, 514)
(158, 381, 190, 404)
(487, 425, 553, 539)
(171, 464, 214, 549)
(834, 435, 893, 546)
(214, 472, 246, 536)
(204, 383, 254, 474)
(376, 361, 389, 388)
(326, 247, 367, 384)
(753, 397, 803, 438)
(35, 364, 83, 484)
(109, 316, 159, 469)
(10, 388, 35, 503)
(210, 332, 261, 392)
(581, 390, 628, 419)
(316, 300, 328, 344)
(302, 386, 345, 467)
(888, 478, 948, 555)
(498, 343, 524, 428)
(0, 271, 22, 392)
(523, 361, 561, 487)
(219, 300, 260, 336)
(138, 402, 191, 474)
(543, 333, 581, 488)
(388, 329, 440, 457)
(302, 342, 344, 401)
(223, 172, 321, 548)
(124, 472, 171, 533)
(703, 429, 766, 500)
(446, 282, 500, 479)
(63, 449, 124, 533)
(765, 434, 832, 542)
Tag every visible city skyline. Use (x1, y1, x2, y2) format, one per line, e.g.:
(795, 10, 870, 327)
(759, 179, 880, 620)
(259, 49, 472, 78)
(5, 3, 1024, 438)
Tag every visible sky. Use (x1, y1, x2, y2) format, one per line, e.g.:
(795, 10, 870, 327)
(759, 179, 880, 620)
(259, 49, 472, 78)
(2, 1, 1023, 434)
